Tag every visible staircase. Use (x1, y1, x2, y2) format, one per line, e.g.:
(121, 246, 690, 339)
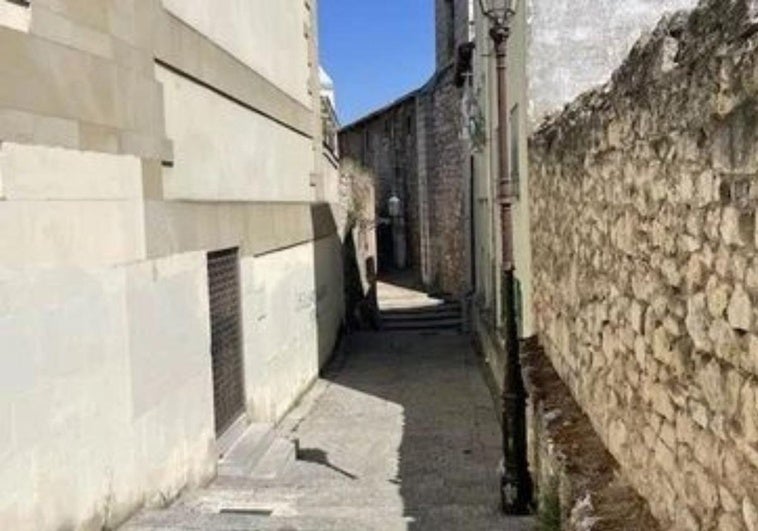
(380, 300, 463, 332)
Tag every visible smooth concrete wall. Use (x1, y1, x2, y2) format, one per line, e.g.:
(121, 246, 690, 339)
(161, 0, 311, 108)
(156, 64, 313, 203)
(526, 0, 698, 126)
(240, 236, 344, 423)
(472, 0, 536, 336)
(506, 1, 536, 339)
(0, 253, 216, 530)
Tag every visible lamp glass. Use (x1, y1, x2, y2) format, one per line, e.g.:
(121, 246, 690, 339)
(480, 0, 517, 19)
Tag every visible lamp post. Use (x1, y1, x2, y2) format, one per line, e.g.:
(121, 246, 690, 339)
(477, 0, 531, 515)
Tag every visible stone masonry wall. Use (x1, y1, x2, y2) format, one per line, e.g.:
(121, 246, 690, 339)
(425, 67, 468, 296)
(530, 1, 758, 528)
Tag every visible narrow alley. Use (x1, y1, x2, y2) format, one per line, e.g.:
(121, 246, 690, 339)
(124, 282, 533, 530)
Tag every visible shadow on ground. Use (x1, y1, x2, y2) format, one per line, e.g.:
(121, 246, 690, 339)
(288, 326, 533, 531)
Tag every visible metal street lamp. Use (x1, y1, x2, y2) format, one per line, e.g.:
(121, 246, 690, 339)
(477, 0, 532, 516)
(477, 0, 517, 29)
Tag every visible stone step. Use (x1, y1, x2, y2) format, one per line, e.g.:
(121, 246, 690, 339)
(249, 437, 296, 480)
(382, 318, 462, 331)
(217, 422, 276, 477)
(380, 302, 460, 315)
(381, 309, 462, 322)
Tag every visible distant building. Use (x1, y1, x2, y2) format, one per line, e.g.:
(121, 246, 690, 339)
(0, 1, 343, 529)
(339, 0, 474, 297)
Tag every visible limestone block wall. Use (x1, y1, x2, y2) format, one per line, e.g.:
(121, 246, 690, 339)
(529, 1, 758, 527)
(425, 67, 468, 296)
(339, 97, 420, 274)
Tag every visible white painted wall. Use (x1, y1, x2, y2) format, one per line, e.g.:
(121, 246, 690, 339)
(157, 65, 313, 203)
(0, 252, 216, 530)
(161, 0, 311, 107)
(240, 237, 343, 423)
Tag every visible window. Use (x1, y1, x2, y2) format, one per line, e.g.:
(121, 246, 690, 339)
(510, 104, 520, 200)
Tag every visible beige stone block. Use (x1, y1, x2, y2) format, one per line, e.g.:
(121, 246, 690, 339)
(30, 5, 113, 59)
(746, 259, 758, 295)
(0, 142, 142, 200)
(747, 335, 758, 375)
(0, 109, 79, 150)
(651, 383, 676, 421)
(689, 398, 710, 429)
(157, 65, 313, 202)
(744, 497, 758, 531)
(722, 206, 747, 247)
(33, 0, 110, 33)
(721, 485, 742, 513)
(686, 294, 711, 352)
(29, 113, 80, 148)
(107, 0, 156, 50)
(0, 200, 145, 265)
(118, 130, 164, 159)
(720, 512, 745, 531)
(709, 318, 740, 364)
(741, 382, 758, 444)
(676, 411, 696, 444)
(0, 28, 119, 127)
(728, 284, 753, 332)
(111, 37, 153, 76)
(78, 121, 119, 153)
(706, 275, 731, 318)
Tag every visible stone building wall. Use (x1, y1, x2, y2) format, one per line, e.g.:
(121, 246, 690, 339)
(426, 67, 468, 295)
(529, 0, 758, 528)
(339, 96, 419, 274)
(0, 1, 344, 529)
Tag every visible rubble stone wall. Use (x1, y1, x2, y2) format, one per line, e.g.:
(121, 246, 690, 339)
(529, 0, 758, 528)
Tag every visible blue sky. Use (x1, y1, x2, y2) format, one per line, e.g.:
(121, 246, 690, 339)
(318, 0, 435, 125)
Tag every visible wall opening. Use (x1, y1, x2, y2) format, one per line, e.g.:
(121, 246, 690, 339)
(207, 247, 246, 436)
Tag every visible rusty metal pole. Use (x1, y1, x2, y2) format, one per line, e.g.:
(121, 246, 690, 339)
(490, 21, 531, 515)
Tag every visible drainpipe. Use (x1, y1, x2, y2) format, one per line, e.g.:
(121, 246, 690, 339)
(489, 18, 531, 516)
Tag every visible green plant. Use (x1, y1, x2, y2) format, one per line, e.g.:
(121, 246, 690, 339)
(537, 480, 561, 531)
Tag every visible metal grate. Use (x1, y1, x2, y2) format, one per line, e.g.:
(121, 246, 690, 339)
(207, 248, 245, 436)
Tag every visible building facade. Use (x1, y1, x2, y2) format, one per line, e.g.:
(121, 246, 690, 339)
(0, 1, 344, 529)
(466, 0, 758, 528)
(339, 0, 474, 297)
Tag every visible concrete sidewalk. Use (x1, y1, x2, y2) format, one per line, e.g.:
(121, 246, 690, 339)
(125, 328, 533, 530)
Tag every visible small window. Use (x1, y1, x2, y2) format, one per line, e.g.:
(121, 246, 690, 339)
(510, 104, 520, 200)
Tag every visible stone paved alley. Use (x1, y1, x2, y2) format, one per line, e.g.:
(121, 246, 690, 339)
(124, 283, 533, 530)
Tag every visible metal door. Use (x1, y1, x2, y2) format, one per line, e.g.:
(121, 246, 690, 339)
(207, 248, 245, 435)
